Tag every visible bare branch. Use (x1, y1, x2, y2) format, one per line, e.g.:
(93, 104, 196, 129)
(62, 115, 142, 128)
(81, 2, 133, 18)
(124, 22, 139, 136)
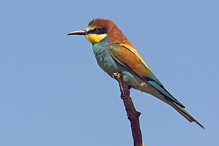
(113, 72, 145, 146)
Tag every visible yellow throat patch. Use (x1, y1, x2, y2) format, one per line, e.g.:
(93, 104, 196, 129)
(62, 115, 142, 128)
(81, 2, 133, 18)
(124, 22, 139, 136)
(85, 34, 107, 45)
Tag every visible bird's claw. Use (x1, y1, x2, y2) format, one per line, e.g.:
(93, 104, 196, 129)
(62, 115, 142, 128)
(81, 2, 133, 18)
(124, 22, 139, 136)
(112, 72, 121, 79)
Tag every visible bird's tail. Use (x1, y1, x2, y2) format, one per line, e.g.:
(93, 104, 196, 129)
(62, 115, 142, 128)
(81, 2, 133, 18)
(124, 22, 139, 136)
(168, 101, 204, 128)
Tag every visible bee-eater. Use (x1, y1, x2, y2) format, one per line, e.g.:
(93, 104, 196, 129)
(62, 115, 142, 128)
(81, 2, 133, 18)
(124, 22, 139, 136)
(68, 19, 204, 128)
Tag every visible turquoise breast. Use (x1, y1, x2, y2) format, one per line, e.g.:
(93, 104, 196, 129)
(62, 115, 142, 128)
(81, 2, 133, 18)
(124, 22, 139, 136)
(92, 37, 119, 76)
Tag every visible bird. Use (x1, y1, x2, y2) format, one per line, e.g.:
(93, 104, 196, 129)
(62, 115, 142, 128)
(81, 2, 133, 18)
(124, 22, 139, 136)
(67, 19, 204, 128)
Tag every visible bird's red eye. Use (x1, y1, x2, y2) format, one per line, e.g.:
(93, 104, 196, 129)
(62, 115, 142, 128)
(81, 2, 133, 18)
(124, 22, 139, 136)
(94, 28, 99, 32)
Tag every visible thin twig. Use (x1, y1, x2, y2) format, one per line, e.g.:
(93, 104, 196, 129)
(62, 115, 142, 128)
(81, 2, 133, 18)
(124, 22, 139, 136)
(113, 72, 145, 146)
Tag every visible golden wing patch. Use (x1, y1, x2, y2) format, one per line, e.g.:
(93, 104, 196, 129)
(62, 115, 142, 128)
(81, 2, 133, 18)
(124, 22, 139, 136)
(110, 43, 152, 76)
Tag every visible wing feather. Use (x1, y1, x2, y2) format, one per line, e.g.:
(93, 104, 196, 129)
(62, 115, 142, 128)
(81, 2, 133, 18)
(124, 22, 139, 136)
(109, 44, 185, 108)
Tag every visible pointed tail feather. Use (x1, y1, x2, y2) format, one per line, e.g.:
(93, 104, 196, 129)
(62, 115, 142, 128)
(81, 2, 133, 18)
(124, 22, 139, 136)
(168, 101, 204, 128)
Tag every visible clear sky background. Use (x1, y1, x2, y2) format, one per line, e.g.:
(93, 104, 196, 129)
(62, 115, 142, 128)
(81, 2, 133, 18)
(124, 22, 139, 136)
(1, 0, 218, 146)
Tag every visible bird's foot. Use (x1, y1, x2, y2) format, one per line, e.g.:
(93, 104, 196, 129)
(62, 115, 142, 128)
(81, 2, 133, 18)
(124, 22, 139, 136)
(112, 72, 120, 79)
(112, 72, 130, 99)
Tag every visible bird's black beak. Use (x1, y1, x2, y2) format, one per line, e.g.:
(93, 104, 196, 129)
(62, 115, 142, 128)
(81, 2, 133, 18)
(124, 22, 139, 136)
(67, 29, 87, 35)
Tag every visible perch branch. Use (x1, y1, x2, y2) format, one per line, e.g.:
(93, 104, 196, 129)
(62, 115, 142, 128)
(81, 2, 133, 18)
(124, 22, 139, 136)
(112, 72, 145, 146)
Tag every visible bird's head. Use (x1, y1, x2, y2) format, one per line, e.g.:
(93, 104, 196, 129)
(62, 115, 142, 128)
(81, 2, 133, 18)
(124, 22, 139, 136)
(68, 19, 130, 45)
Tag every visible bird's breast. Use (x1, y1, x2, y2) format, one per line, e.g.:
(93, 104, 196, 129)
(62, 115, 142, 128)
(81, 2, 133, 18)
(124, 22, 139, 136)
(93, 40, 119, 76)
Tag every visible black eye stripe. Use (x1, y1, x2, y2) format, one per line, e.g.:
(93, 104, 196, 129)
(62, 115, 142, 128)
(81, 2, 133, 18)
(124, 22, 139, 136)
(88, 28, 107, 34)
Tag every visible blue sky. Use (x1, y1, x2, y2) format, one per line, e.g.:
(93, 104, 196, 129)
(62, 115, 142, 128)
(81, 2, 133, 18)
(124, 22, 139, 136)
(1, 0, 219, 146)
